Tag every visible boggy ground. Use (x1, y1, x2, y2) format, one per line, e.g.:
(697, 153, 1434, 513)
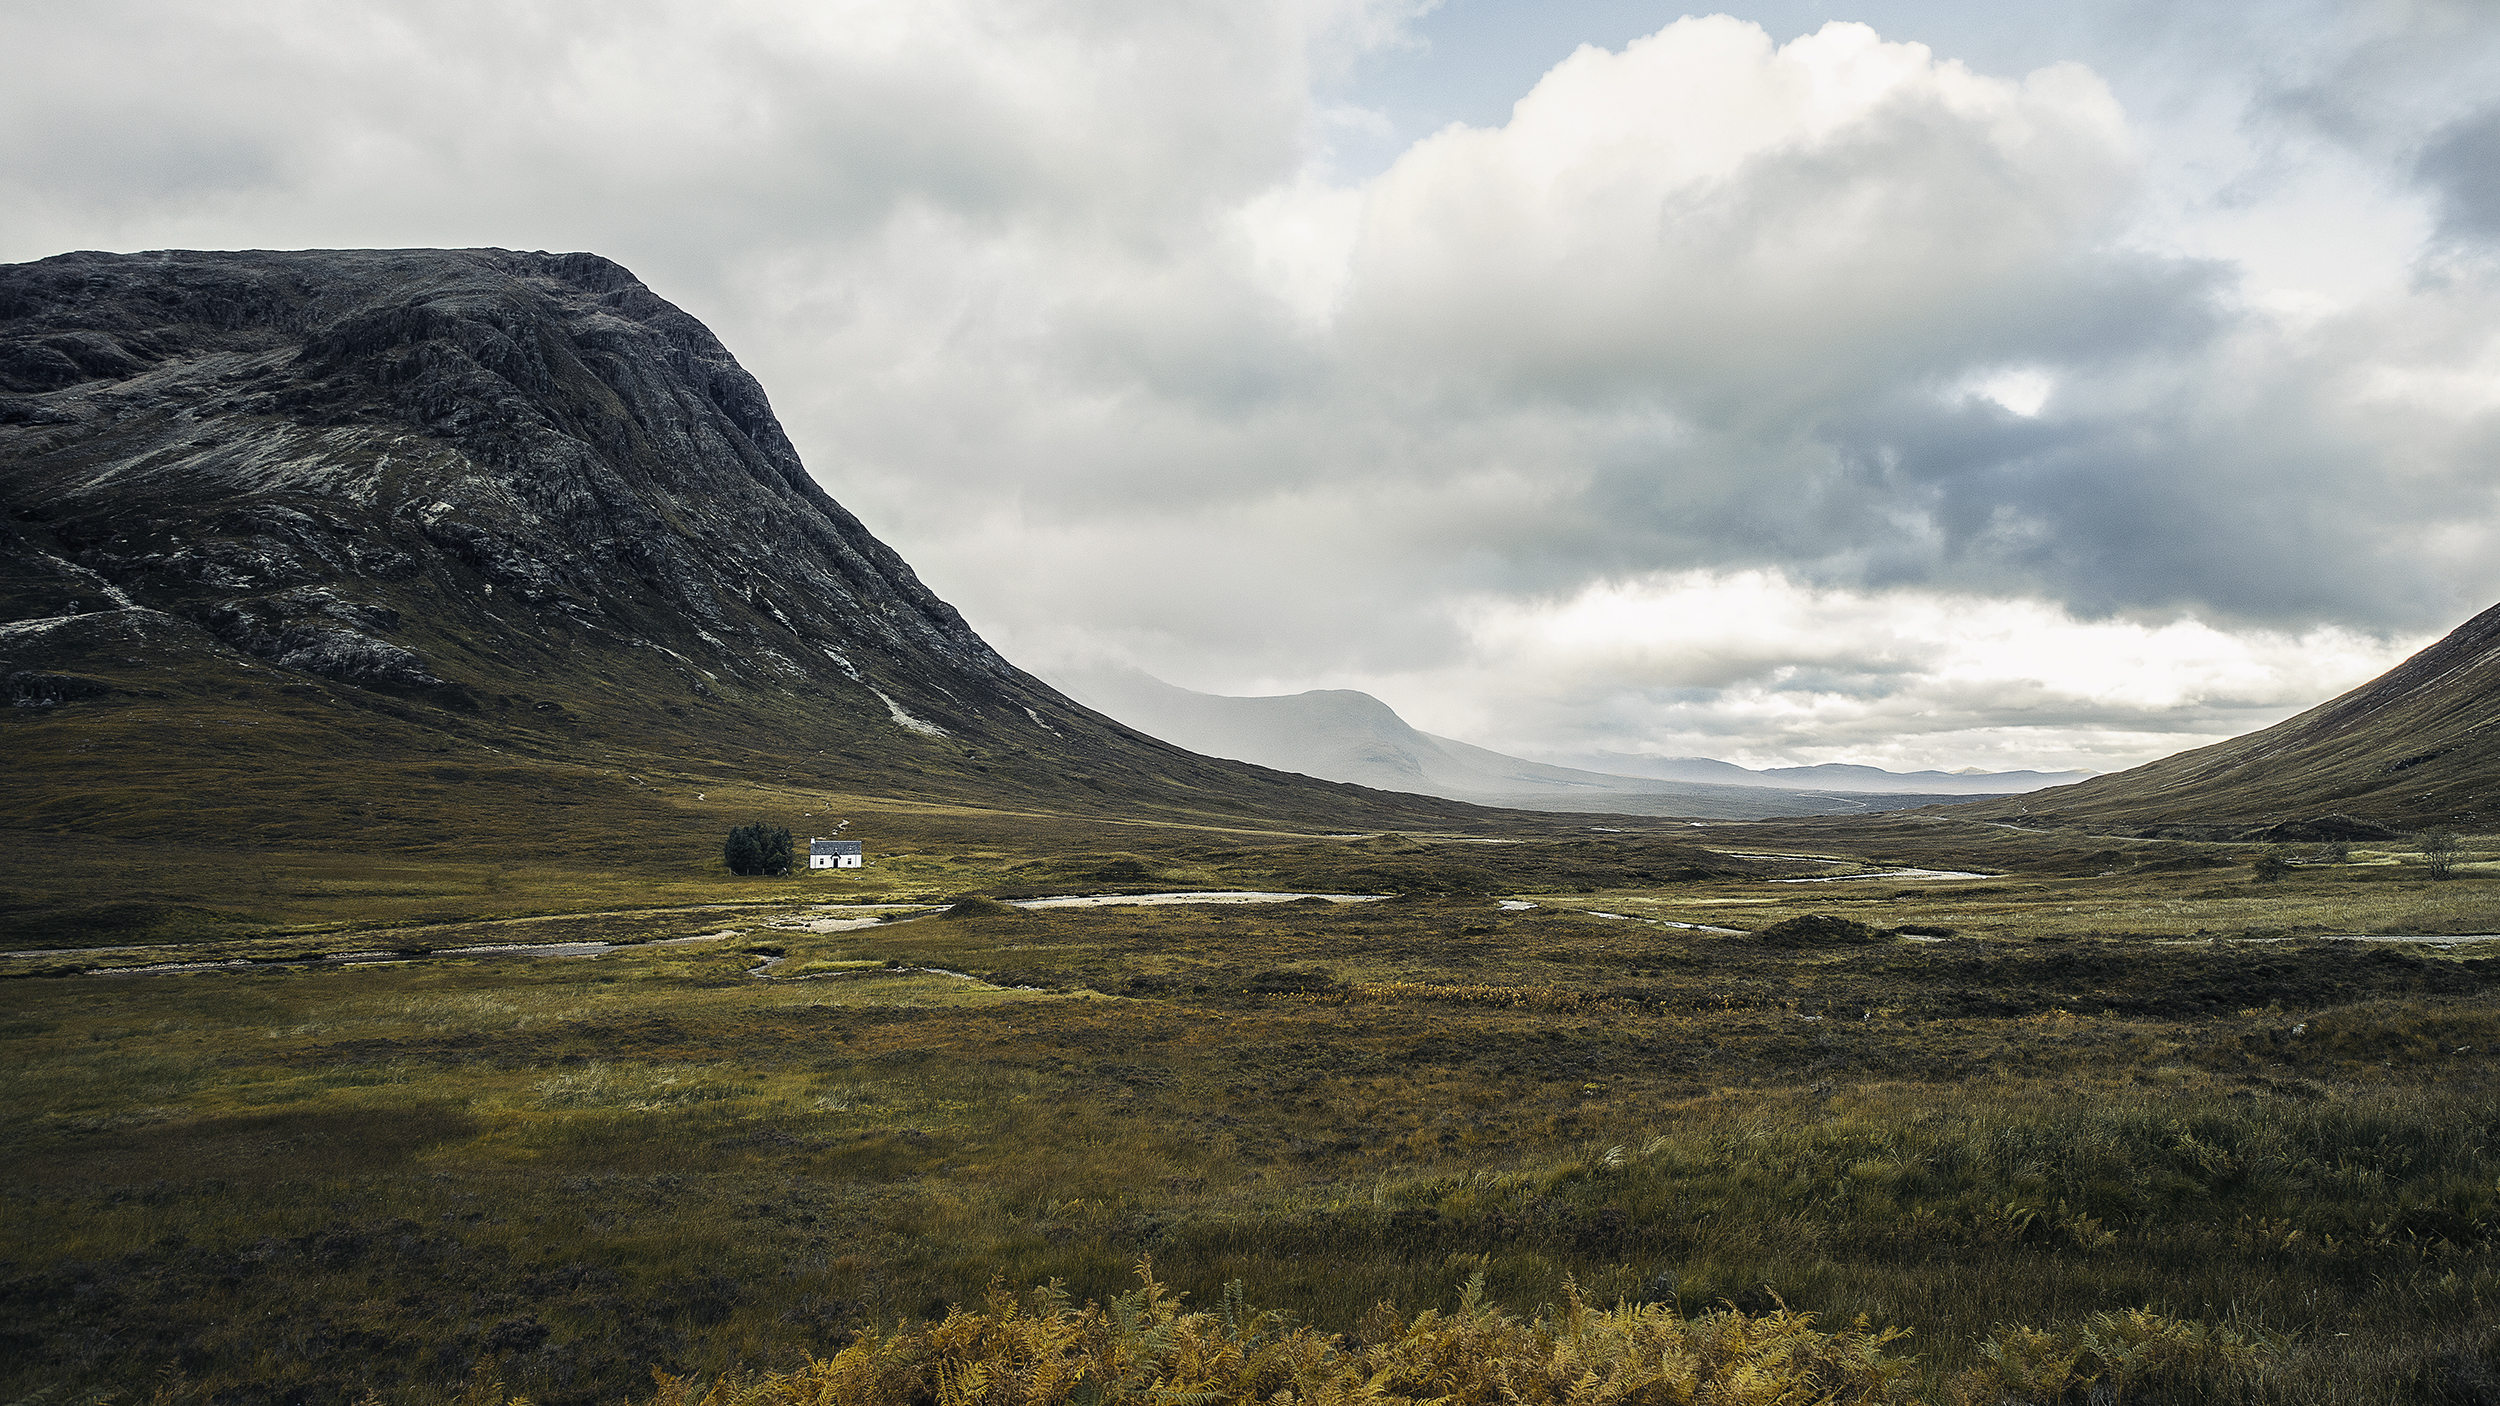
(6, 816, 2500, 1403)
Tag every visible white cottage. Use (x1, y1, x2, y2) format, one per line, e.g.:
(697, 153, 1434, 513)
(809, 838, 865, 870)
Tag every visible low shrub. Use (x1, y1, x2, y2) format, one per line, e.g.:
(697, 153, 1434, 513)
(635, 1264, 1922, 1406)
(1752, 913, 1891, 947)
(1949, 1307, 2279, 1405)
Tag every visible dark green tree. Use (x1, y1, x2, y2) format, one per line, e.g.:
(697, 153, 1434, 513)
(724, 822, 793, 877)
(2252, 848, 2292, 882)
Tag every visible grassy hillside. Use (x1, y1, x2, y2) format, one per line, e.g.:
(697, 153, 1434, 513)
(1958, 600, 2500, 833)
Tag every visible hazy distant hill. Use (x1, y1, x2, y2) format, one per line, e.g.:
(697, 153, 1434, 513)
(1048, 665, 2060, 819)
(1961, 599, 2500, 833)
(1564, 752, 2097, 794)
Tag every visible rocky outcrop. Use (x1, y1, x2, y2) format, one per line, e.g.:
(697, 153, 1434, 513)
(5, 668, 111, 708)
(200, 586, 441, 688)
(2243, 814, 2401, 844)
(0, 248, 1056, 733)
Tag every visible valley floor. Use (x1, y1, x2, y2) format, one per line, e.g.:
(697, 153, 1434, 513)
(6, 815, 2500, 1403)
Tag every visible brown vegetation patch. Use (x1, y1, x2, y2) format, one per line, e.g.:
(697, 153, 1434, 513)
(1750, 912, 1892, 947)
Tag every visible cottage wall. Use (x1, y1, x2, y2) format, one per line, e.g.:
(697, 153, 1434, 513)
(809, 839, 866, 871)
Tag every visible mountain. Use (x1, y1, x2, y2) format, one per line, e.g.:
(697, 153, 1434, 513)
(1555, 753, 2095, 794)
(1957, 599, 2500, 834)
(1048, 664, 2026, 818)
(0, 247, 1502, 855)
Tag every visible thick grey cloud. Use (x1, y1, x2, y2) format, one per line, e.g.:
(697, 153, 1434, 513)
(5, 1, 2495, 770)
(2421, 104, 2500, 242)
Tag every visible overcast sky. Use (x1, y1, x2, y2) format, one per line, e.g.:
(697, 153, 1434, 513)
(7, 0, 2498, 774)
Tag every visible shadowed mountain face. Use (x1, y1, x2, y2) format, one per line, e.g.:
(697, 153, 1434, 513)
(0, 248, 1497, 845)
(2, 249, 1021, 705)
(1048, 664, 2035, 819)
(1960, 600, 2500, 834)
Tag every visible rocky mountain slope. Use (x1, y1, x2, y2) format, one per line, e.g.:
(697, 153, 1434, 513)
(1049, 665, 2023, 818)
(0, 248, 1500, 854)
(1959, 599, 2500, 834)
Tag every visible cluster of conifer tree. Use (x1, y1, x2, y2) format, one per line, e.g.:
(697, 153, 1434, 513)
(723, 822, 792, 876)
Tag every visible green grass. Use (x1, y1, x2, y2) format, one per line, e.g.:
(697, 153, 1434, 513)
(8, 824, 2500, 1402)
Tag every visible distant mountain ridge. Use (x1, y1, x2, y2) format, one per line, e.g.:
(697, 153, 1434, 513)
(1557, 752, 2096, 795)
(1048, 665, 2084, 819)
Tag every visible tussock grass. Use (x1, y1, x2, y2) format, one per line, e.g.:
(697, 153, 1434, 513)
(632, 1265, 1927, 1405)
(9, 821, 2500, 1402)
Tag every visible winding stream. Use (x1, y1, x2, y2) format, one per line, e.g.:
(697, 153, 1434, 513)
(1769, 867, 1994, 883)
(15, 892, 1391, 979)
(18, 887, 2493, 981)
